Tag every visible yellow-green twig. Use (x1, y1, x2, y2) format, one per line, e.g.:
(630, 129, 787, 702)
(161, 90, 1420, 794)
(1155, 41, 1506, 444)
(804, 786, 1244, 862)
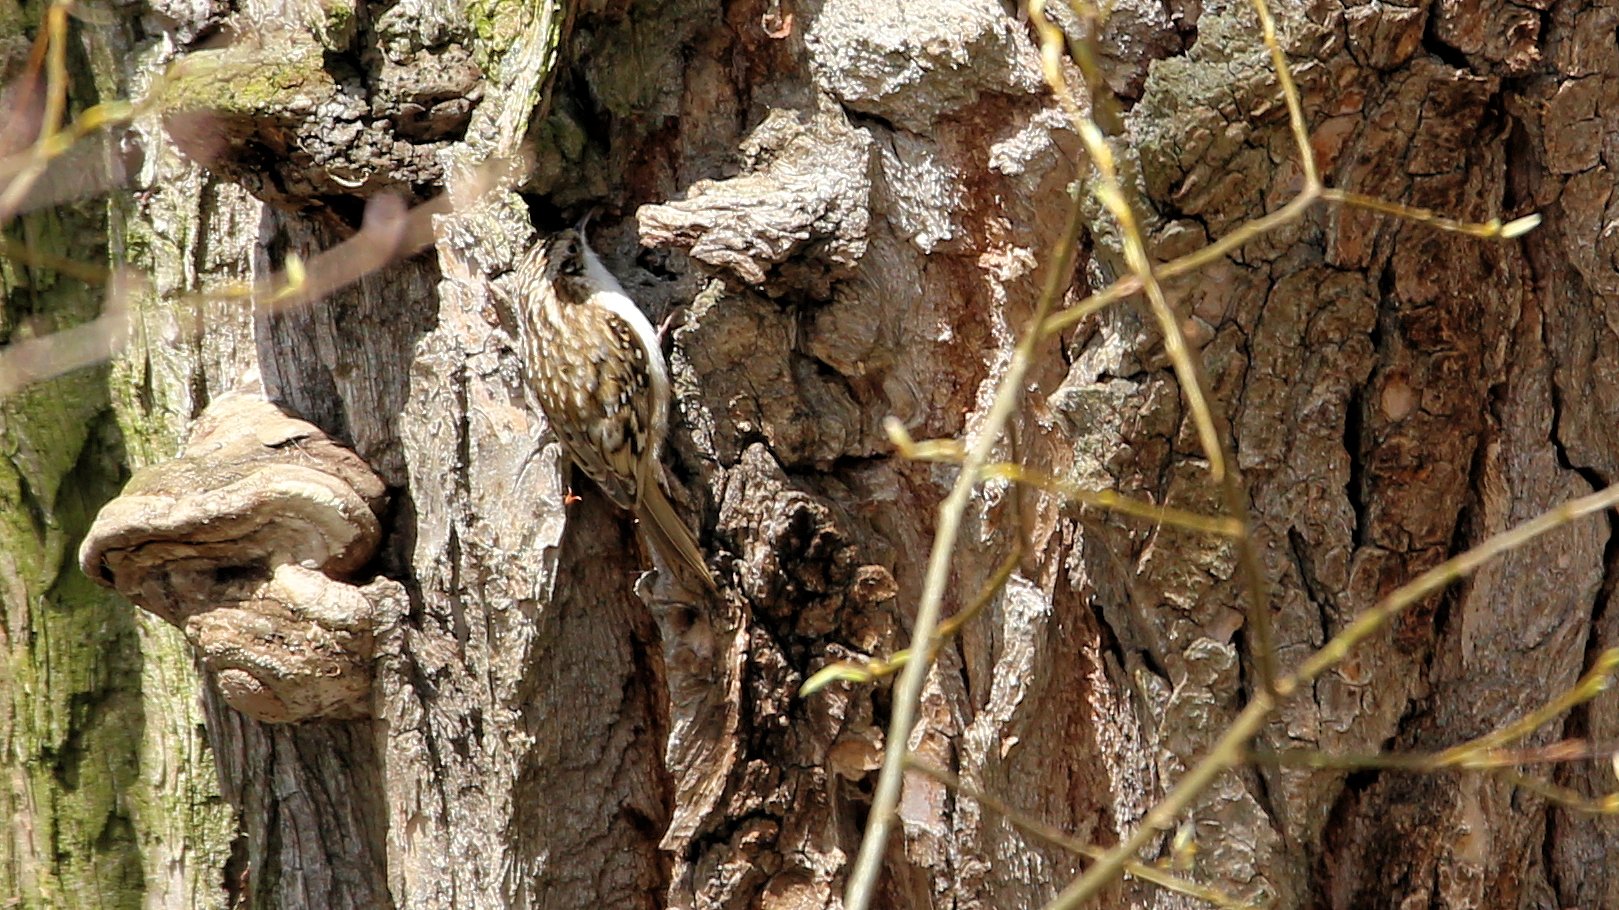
(984, 463, 1244, 537)
(1495, 769, 1619, 815)
(801, 545, 1023, 697)
(1438, 648, 1619, 764)
(1043, 483, 1619, 909)
(1323, 188, 1542, 239)
(842, 4, 1091, 902)
(908, 758, 1264, 910)
(1248, 738, 1604, 773)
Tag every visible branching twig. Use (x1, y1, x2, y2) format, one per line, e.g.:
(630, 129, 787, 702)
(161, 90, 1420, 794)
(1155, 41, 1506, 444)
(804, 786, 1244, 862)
(801, 545, 1024, 696)
(1244, 648, 1619, 801)
(0, 3, 139, 224)
(884, 421, 1242, 536)
(907, 758, 1264, 910)
(840, 4, 1093, 896)
(1044, 483, 1619, 908)
(845, 0, 1553, 904)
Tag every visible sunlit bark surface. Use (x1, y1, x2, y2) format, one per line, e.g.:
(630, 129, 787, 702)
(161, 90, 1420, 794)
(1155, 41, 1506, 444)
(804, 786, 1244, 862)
(2, 0, 1616, 907)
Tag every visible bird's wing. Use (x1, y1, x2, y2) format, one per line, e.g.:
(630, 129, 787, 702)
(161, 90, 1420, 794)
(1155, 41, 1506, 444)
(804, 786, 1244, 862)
(537, 304, 652, 510)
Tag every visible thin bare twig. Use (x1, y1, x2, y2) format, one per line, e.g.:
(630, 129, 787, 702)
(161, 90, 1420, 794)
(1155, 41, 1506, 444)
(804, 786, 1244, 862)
(841, 3, 1091, 897)
(0, 269, 141, 395)
(0, 158, 513, 398)
(801, 544, 1024, 696)
(884, 421, 1242, 536)
(1045, 483, 1619, 908)
(907, 758, 1264, 909)
(844, 0, 1543, 901)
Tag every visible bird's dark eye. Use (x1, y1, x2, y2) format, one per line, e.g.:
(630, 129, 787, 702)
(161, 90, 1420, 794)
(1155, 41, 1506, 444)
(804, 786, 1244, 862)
(561, 245, 583, 275)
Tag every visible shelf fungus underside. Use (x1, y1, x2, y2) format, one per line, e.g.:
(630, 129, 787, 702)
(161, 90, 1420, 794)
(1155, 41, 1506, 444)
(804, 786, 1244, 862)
(80, 394, 402, 723)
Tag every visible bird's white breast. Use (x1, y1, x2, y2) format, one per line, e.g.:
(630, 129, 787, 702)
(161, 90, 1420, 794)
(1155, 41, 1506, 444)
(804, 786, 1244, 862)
(580, 243, 671, 449)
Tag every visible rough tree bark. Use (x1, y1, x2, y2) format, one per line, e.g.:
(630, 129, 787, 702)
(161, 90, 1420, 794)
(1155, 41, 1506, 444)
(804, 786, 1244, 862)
(3, 0, 1618, 907)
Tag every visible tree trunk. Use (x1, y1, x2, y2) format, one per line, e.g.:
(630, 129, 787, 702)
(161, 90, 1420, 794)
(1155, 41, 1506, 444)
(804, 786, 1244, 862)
(4, 0, 1618, 907)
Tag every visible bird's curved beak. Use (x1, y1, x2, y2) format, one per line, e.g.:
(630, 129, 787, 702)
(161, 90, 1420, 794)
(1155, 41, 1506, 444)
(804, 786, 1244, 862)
(576, 208, 600, 237)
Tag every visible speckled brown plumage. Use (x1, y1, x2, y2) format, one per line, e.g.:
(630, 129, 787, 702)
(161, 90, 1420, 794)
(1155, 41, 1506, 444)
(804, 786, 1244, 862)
(510, 228, 714, 590)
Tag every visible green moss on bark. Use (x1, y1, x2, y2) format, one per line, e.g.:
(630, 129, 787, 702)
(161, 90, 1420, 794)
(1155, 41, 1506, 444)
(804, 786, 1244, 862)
(158, 43, 336, 117)
(0, 9, 231, 903)
(0, 363, 145, 909)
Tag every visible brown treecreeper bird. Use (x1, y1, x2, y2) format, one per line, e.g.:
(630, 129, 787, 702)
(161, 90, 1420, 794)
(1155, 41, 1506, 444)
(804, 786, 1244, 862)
(507, 226, 715, 591)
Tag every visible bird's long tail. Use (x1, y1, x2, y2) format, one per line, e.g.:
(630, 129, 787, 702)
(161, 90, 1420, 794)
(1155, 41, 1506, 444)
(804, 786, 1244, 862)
(637, 483, 717, 592)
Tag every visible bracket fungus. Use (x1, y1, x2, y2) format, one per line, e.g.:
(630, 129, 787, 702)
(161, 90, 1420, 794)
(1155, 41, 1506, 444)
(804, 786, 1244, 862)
(80, 394, 399, 723)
